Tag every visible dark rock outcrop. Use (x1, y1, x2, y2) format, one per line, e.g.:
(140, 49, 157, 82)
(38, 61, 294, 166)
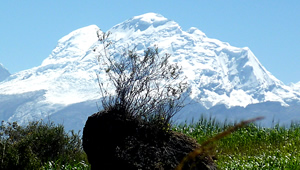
(82, 108, 217, 169)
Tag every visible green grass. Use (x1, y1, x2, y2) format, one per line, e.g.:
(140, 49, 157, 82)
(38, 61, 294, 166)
(174, 117, 300, 169)
(41, 160, 90, 170)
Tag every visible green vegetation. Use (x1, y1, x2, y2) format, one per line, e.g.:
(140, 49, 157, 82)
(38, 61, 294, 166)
(174, 116, 300, 169)
(1, 116, 299, 169)
(0, 120, 89, 169)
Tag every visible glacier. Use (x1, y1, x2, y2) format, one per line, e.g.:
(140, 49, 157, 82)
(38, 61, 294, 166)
(0, 13, 299, 132)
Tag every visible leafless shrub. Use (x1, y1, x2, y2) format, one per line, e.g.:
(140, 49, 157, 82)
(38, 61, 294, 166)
(94, 30, 189, 127)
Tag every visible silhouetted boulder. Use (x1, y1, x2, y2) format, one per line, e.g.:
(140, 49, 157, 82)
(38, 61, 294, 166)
(82, 108, 217, 169)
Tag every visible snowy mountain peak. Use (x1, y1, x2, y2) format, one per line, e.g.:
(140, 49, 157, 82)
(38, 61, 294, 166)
(42, 25, 100, 66)
(187, 27, 206, 38)
(109, 13, 181, 41)
(132, 13, 169, 24)
(0, 63, 10, 82)
(105, 13, 297, 108)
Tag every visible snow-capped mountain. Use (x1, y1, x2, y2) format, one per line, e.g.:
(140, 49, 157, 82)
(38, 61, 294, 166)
(108, 13, 299, 109)
(0, 63, 10, 82)
(0, 13, 299, 132)
(0, 25, 102, 128)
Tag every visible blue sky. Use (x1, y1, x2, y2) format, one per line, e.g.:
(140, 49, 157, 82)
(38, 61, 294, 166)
(1, 1, 299, 84)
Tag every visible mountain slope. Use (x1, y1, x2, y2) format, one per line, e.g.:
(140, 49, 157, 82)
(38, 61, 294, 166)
(0, 13, 299, 131)
(290, 82, 300, 93)
(0, 63, 10, 82)
(0, 25, 101, 104)
(0, 25, 102, 126)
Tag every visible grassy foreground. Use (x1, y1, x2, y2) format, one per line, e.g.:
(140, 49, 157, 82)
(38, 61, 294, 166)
(1, 117, 299, 169)
(174, 117, 300, 169)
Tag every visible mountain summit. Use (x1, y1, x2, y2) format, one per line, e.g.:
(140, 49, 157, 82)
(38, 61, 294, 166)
(0, 13, 299, 131)
(111, 13, 171, 33)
